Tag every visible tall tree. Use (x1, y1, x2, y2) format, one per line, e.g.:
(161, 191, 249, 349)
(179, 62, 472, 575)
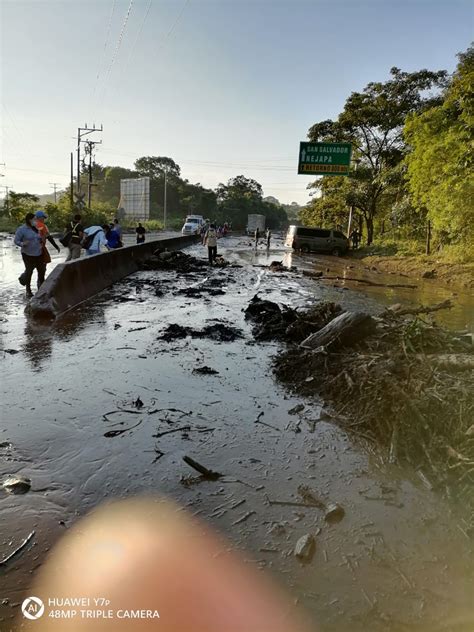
(308, 67, 448, 244)
(134, 156, 181, 179)
(404, 47, 474, 243)
(7, 191, 40, 222)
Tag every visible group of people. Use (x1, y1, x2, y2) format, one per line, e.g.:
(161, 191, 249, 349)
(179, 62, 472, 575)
(14, 211, 148, 296)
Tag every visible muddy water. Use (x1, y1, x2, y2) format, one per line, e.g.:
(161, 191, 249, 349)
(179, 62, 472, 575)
(1, 234, 473, 631)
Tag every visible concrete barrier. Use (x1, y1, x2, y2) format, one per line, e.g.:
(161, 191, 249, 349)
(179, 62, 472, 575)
(28, 235, 200, 319)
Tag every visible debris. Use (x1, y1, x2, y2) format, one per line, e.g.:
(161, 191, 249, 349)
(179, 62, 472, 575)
(0, 530, 35, 566)
(183, 455, 223, 480)
(297, 484, 326, 509)
(153, 426, 191, 438)
(4, 349, 20, 355)
(2, 474, 31, 495)
(394, 299, 453, 317)
(324, 503, 345, 523)
(232, 510, 256, 526)
(134, 396, 144, 409)
(422, 269, 437, 279)
(294, 534, 315, 561)
(288, 404, 305, 415)
(300, 311, 376, 350)
(159, 323, 243, 343)
(193, 366, 219, 375)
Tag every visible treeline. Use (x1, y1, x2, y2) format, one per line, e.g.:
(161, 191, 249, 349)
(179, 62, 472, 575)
(4, 156, 289, 231)
(300, 45, 473, 258)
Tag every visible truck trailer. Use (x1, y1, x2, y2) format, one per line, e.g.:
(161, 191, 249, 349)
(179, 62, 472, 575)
(246, 214, 266, 235)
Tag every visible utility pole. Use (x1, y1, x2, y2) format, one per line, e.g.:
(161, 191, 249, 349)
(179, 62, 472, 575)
(75, 123, 103, 211)
(163, 168, 168, 230)
(49, 182, 60, 203)
(84, 140, 101, 210)
(70, 152, 74, 211)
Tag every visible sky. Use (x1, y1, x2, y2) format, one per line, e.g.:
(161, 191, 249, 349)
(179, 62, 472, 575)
(0, 0, 472, 206)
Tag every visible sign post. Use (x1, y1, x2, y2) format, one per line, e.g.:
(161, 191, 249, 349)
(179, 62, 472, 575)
(297, 142, 352, 176)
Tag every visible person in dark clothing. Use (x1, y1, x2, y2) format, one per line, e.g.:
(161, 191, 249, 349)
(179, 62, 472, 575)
(255, 227, 260, 249)
(105, 226, 121, 249)
(65, 214, 84, 261)
(14, 213, 45, 297)
(136, 223, 146, 244)
(350, 229, 361, 249)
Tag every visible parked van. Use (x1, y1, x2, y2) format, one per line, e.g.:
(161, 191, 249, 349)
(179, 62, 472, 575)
(285, 225, 349, 256)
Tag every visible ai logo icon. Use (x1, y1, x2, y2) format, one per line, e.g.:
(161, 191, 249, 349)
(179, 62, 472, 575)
(21, 596, 45, 620)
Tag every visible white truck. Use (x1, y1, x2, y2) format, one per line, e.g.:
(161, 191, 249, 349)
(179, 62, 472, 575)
(246, 214, 266, 235)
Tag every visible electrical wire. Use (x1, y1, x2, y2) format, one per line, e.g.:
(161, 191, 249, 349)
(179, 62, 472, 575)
(91, 0, 117, 100)
(97, 0, 134, 107)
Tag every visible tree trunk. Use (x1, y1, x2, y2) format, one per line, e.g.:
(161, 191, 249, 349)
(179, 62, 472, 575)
(366, 216, 374, 245)
(300, 311, 376, 350)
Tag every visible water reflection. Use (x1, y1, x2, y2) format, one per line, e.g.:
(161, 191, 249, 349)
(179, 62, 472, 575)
(21, 302, 107, 371)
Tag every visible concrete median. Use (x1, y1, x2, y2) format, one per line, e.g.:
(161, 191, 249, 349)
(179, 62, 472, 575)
(28, 234, 200, 319)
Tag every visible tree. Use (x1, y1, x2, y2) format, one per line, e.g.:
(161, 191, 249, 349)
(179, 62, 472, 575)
(308, 67, 448, 244)
(134, 156, 181, 179)
(216, 175, 264, 227)
(404, 47, 474, 244)
(7, 191, 40, 222)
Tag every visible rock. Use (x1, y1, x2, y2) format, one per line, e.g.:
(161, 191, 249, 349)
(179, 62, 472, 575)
(387, 303, 402, 312)
(294, 534, 315, 561)
(465, 424, 474, 436)
(324, 503, 345, 523)
(2, 474, 31, 495)
(288, 404, 305, 415)
(422, 269, 437, 279)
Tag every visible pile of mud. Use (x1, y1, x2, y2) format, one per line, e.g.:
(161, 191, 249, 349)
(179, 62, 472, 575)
(264, 298, 474, 519)
(140, 250, 208, 273)
(159, 322, 243, 342)
(244, 294, 341, 342)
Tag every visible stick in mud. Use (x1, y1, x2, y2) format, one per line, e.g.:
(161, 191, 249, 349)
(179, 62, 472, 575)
(183, 455, 223, 480)
(0, 530, 35, 566)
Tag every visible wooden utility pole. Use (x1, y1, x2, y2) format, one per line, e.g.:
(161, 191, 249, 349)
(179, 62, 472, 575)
(49, 182, 59, 203)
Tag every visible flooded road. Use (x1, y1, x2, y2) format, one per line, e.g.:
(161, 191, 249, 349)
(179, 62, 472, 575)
(1, 234, 473, 631)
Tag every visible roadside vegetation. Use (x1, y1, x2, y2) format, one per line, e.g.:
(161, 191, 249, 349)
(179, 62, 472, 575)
(300, 45, 473, 264)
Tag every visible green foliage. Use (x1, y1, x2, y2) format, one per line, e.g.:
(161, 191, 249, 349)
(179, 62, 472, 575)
(134, 156, 180, 179)
(404, 46, 474, 243)
(308, 66, 447, 244)
(6, 191, 40, 223)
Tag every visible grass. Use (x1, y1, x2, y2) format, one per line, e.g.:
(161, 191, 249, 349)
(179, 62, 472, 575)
(357, 237, 474, 264)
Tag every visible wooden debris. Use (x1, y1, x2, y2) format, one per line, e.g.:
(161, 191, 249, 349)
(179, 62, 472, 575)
(183, 455, 223, 480)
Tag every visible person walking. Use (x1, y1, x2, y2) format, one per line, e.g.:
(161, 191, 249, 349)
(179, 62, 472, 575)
(350, 229, 361, 249)
(136, 223, 146, 244)
(266, 228, 271, 250)
(14, 213, 46, 297)
(204, 223, 218, 265)
(113, 218, 123, 247)
(82, 225, 109, 256)
(33, 209, 60, 271)
(63, 214, 84, 261)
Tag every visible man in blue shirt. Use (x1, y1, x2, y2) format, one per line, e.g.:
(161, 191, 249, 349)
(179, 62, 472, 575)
(14, 213, 45, 297)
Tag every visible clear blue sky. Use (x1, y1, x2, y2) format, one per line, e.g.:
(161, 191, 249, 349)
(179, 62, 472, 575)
(1, 0, 472, 205)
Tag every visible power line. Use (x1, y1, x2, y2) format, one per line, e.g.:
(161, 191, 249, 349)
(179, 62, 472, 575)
(98, 0, 134, 107)
(91, 0, 117, 100)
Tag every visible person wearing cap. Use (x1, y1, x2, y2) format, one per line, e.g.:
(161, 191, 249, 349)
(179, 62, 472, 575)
(34, 210, 60, 260)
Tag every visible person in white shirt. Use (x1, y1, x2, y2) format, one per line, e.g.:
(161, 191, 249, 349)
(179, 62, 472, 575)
(83, 225, 109, 256)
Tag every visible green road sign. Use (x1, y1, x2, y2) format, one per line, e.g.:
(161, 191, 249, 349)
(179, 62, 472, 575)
(298, 141, 352, 176)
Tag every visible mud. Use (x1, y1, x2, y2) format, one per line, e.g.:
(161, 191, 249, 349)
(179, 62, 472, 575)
(1, 234, 473, 632)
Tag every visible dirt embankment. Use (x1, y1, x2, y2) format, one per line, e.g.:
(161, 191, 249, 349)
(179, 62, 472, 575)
(359, 255, 474, 289)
